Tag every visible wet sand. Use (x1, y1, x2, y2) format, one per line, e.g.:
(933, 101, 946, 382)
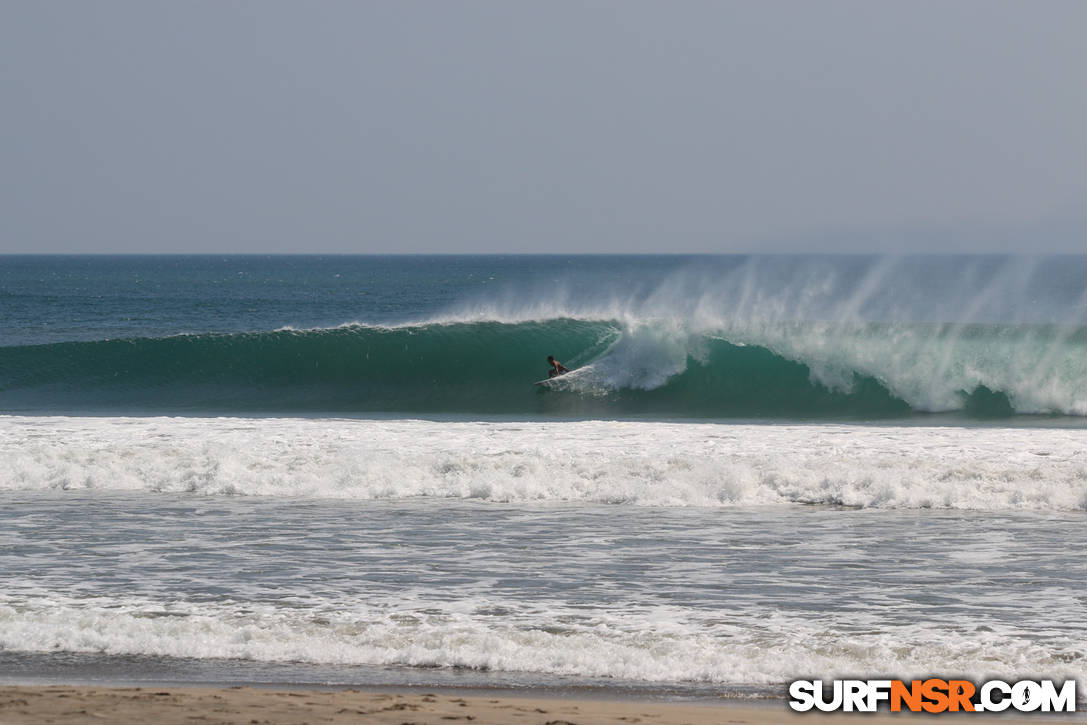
(0, 685, 1056, 724)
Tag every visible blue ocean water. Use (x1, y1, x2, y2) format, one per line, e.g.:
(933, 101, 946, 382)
(2, 255, 1086, 699)
(3, 254, 1087, 417)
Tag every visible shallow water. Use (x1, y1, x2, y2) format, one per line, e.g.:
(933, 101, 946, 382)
(3, 255, 1086, 697)
(3, 418, 1086, 694)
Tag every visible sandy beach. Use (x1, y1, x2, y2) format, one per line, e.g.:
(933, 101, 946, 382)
(0, 685, 1062, 725)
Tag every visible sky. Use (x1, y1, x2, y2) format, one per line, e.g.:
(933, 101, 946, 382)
(1, 1, 1084, 254)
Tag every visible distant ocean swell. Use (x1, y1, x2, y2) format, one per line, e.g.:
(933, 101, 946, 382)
(1, 318, 1086, 417)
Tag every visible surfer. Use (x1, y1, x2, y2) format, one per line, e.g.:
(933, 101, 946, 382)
(547, 355, 569, 378)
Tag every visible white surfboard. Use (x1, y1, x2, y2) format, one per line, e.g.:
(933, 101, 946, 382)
(534, 368, 580, 386)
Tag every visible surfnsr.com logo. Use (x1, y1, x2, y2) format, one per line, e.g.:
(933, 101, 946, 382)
(788, 679, 1077, 713)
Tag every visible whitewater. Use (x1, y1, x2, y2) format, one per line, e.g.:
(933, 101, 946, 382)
(2, 255, 1086, 698)
(4, 255, 1087, 418)
(3, 416, 1086, 511)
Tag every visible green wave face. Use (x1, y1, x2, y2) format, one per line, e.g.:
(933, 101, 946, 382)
(1, 318, 1084, 418)
(0, 320, 616, 414)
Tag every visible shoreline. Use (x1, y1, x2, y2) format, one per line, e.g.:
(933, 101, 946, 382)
(0, 685, 1071, 724)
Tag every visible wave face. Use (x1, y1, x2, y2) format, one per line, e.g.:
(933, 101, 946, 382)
(4, 255, 1087, 418)
(1, 319, 1086, 417)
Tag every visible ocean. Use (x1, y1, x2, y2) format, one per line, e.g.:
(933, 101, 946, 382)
(2, 254, 1086, 699)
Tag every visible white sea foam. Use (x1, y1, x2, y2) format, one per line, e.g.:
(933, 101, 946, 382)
(203, 257, 1087, 417)
(2, 416, 1086, 510)
(433, 256, 1087, 415)
(0, 591, 1080, 688)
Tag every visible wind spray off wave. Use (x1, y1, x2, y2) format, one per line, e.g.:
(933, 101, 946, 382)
(6, 256, 1087, 698)
(2, 319, 1087, 417)
(2, 255, 1087, 417)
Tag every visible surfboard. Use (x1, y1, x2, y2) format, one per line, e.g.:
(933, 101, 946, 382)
(535, 369, 575, 386)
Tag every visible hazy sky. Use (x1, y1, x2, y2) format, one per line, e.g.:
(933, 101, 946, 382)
(1, 1, 1084, 253)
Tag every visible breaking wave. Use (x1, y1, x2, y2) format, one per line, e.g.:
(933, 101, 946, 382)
(1, 316, 1086, 417)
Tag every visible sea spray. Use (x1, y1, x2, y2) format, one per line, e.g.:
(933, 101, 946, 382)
(2, 319, 1085, 416)
(4, 255, 1087, 417)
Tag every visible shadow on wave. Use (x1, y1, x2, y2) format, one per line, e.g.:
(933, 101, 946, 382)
(0, 321, 1017, 418)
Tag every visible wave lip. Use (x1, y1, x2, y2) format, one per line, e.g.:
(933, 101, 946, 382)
(3, 317, 1086, 417)
(3, 416, 1086, 511)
